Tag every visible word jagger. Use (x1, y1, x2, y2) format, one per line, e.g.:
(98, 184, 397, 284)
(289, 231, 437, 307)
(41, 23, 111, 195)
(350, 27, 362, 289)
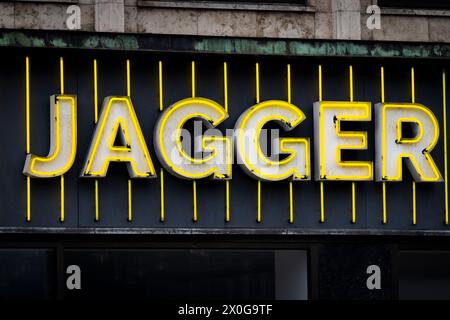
(23, 95, 443, 183)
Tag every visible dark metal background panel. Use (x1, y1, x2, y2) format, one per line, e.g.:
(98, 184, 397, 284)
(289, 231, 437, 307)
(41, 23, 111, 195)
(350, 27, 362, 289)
(382, 63, 414, 229)
(289, 60, 321, 228)
(227, 57, 260, 228)
(0, 47, 448, 234)
(358, 62, 383, 230)
(0, 52, 27, 227)
(414, 66, 445, 229)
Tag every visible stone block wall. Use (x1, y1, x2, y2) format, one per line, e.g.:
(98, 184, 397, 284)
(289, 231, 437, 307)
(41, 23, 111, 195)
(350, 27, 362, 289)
(0, 0, 449, 43)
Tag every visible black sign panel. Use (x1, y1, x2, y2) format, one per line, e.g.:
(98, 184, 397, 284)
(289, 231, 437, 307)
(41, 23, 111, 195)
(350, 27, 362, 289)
(0, 47, 448, 233)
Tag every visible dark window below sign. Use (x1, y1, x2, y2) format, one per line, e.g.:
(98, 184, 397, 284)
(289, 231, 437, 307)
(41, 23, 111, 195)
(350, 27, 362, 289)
(0, 249, 56, 300)
(378, 0, 450, 10)
(64, 249, 308, 300)
(399, 251, 450, 300)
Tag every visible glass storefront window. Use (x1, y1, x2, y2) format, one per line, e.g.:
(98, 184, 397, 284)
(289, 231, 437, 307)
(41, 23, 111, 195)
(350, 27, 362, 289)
(63, 249, 308, 300)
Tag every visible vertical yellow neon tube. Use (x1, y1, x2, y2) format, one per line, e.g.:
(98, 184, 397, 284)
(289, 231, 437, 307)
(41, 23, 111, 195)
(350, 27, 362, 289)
(225, 180, 230, 223)
(349, 65, 353, 102)
(412, 179, 416, 225)
(127, 59, 131, 97)
(126, 59, 132, 222)
(60, 57, 64, 94)
(256, 62, 261, 223)
(159, 61, 165, 222)
(319, 65, 325, 223)
(382, 183, 387, 223)
(289, 182, 293, 224)
(381, 66, 387, 224)
(256, 63, 260, 103)
(411, 67, 417, 225)
(26, 58, 30, 154)
(349, 65, 356, 224)
(191, 61, 196, 98)
(94, 179, 99, 221)
(224, 62, 228, 113)
(60, 175, 65, 222)
(26, 176, 31, 222)
(25, 56, 31, 222)
(351, 182, 356, 224)
(191, 61, 198, 222)
(411, 68, 415, 104)
(224, 62, 230, 223)
(193, 180, 198, 222)
(257, 178, 261, 223)
(159, 61, 163, 112)
(160, 168, 165, 222)
(59, 57, 65, 222)
(94, 60, 99, 123)
(128, 179, 132, 222)
(443, 69, 448, 225)
(287, 64, 292, 107)
(287, 64, 294, 224)
(93, 59, 99, 222)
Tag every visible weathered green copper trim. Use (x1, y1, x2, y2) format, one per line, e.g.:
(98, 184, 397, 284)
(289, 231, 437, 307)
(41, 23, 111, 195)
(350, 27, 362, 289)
(0, 29, 449, 59)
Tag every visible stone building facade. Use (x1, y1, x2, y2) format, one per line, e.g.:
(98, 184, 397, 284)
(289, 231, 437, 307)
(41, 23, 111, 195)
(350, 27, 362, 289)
(1, 0, 449, 42)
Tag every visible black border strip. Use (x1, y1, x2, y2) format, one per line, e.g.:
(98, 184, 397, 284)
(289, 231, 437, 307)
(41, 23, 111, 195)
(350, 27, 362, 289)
(0, 227, 449, 236)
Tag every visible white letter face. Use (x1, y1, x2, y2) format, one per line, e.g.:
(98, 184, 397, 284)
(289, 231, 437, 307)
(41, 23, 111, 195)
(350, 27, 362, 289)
(314, 101, 373, 181)
(82, 96, 156, 178)
(23, 95, 77, 178)
(154, 97, 232, 180)
(375, 103, 442, 182)
(235, 100, 310, 182)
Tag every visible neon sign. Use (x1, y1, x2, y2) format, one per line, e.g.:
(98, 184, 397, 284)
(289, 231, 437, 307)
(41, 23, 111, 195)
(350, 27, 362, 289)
(23, 95, 443, 183)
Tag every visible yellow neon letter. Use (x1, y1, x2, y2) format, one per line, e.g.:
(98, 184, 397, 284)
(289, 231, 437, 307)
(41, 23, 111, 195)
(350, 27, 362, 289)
(375, 102, 442, 182)
(235, 100, 310, 181)
(23, 95, 77, 178)
(314, 101, 372, 181)
(154, 97, 232, 180)
(82, 96, 156, 178)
